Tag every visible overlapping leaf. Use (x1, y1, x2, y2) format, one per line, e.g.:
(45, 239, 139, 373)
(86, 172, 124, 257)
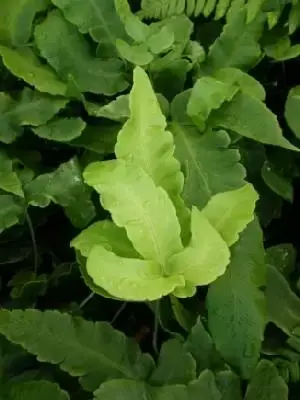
(3, 0, 49, 46)
(87, 245, 184, 301)
(0, 88, 67, 143)
(84, 159, 183, 265)
(0, 47, 67, 96)
(187, 76, 238, 131)
(34, 10, 129, 95)
(149, 339, 196, 385)
(201, 9, 263, 73)
(209, 92, 300, 151)
(52, 0, 129, 58)
(184, 317, 223, 373)
(171, 123, 246, 209)
(166, 207, 230, 288)
(201, 183, 258, 246)
(71, 220, 138, 259)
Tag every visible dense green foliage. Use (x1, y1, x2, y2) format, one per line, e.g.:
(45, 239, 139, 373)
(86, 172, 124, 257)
(1, 0, 300, 398)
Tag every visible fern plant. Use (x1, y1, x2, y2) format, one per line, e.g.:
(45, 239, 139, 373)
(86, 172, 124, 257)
(71, 66, 258, 301)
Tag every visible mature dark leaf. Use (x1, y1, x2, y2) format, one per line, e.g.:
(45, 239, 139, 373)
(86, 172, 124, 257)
(25, 157, 95, 228)
(0, 195, 24, 234)
(149, 339, 196, 385)
(245, 360, 288, 400)
(52, 0, 128, 58)
(5, 380, 70, 400)
(0, 88, 67, 143)
(0, 309, 154, 391)
(33, 118, 86, 142)
(184, 317, 223, 374)
(35, 11, 129, 95)
(207, 221, 266, 378)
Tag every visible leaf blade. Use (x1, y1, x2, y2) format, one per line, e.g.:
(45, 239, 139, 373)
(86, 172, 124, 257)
(87, 245, 184, 301)
(84, 159, 183, 265)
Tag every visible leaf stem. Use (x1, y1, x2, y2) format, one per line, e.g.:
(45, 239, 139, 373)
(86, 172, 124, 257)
(25, 209, 38, 276)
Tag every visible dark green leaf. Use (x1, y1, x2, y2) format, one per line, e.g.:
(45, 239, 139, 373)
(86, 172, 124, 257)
(207, 221, 266, 378)
(149, 339, 196, 385)
(34, 10, 129, 95)
(25, 157, 95, 228)
(33, 118, 86, 142)
(245, 360, 288, 400)
(0, 309, 154, 391)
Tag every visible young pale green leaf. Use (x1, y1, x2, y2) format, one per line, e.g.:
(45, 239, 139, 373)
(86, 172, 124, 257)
(184, 317, 223, 374)
(166, 207, 230, 288)
(285, 86, 300, 138)
(202, 9, 263, 73)
(114, 0, 149, 42)
(0, 46, 67, 96)
(147, 26, 174, 54)
(0, 195, 24, 234)
(116, 67, 184, 202)
(34, 10, 129, 95)
(5, 0, 49, 46)
(201, 183, 258, 247)
(115, 67, 188, 234)
(187, 76, 238, 131)
(149, 339, 196, 385)
(52, 0, 128, 58)
(116, 40, 153, 65)
(265, 264, 300, 334)
(32, 118, 86, 142)
(71, 220, 138, 259)
(87, 245, 184, 301)
(0, 89, 67, 144)
(85, 95, 129, 122)
(245, 360, 288, 400)
(6, 380, 69, 400)
(210, 92, 300, 151)
(25, 157, 95, 228)
(215, 371, 242, 400)
(84, 159, 183, 265)
(95, 370, 221, 399)
(213, 68, 266, 101)
(207, 221, 266, 379)
(76, 251, 120, 300)
(85, 93, 169, 122)
(0, 309, 154, 391)
(0, 150, 23, 197)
